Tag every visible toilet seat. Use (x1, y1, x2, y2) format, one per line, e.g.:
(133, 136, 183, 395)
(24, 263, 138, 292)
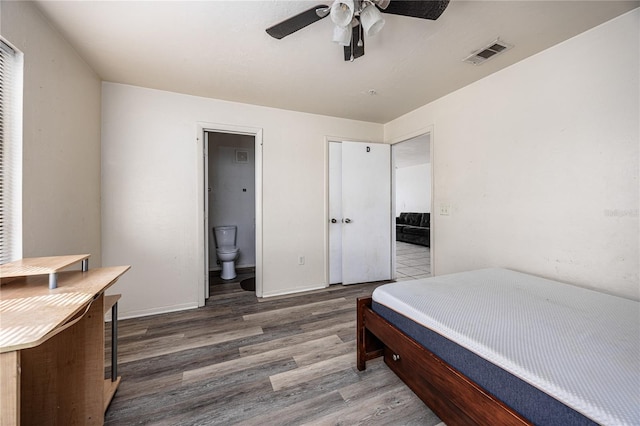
(216, 245, 239, 254)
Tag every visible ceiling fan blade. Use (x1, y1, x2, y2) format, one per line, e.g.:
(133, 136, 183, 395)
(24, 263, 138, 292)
(266, 4, 330, 39)
(381, 0, 449, 20)
(343, 26, 365, 61)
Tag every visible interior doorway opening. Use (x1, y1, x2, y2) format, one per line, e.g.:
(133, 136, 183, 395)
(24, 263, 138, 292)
(206, 131, 256, 292)
(391, 133, 432, 281)
(197, 123, 263, 304)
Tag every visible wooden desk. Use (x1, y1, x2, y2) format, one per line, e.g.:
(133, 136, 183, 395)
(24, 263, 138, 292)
(0, 265, 130, 426)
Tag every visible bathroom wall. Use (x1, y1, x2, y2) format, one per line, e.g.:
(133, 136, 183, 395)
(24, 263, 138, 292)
(208, 132, 256, 270)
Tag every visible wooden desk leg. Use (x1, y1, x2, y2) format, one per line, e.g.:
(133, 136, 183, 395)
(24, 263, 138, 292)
(0, 351, 20, 426)
(104, 299, 121, 411)
(111, 302, 118, 382)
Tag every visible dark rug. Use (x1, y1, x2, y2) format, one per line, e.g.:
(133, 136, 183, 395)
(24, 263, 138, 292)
(240, 276, 255, 291)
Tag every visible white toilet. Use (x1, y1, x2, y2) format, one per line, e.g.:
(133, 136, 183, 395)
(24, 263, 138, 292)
(213, 226, 240, 280)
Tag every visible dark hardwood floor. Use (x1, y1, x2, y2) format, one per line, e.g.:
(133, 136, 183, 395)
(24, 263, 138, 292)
(104, 271, 442, 425)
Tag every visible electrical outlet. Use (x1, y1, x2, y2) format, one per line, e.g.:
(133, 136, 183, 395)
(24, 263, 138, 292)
(298, 255, 305, 265)
(440, 203, 450, 216)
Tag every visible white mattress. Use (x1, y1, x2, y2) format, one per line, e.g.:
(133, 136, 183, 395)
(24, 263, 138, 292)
(372, 268, 640, 426)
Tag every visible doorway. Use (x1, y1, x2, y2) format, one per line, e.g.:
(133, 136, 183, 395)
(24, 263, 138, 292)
(197, 123, 263, 304)
(391, 133, 432, 280)
(207, 130, 256, 278)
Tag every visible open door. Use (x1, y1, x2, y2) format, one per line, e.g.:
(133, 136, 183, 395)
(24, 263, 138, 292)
(330, 141, 391, 285)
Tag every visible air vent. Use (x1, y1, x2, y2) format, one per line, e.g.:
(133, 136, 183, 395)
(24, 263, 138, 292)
(463, 39, 513, 65)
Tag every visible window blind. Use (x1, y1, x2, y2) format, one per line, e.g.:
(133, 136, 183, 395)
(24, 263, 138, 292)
(0, 38, 23, 264)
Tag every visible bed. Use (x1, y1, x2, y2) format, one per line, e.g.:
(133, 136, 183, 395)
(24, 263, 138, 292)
(356, 268, 639, 426)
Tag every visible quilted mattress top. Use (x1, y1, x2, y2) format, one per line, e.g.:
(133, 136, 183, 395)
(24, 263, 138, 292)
(372, 268, 639, 426)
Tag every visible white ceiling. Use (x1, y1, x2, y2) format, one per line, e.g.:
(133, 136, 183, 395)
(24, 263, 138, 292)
(394, 133, 430, 168)
(34, 0, 638, 123)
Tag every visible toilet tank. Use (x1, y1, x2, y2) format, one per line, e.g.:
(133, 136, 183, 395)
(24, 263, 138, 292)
(214, 226, 237, 247)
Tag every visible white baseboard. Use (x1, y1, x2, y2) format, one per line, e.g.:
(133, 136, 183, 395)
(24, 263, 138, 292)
(116, 302, 199, 320)
(260, 283, 328, 299)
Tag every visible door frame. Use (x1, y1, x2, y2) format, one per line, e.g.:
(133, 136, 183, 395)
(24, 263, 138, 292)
(324, 136, 392, 286)
(328, 141, 343, 285)
(196, 122, 264, 304)
(389, 125, 435, 278)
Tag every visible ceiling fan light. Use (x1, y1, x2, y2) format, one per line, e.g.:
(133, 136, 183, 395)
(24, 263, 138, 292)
(360, 3, 385, 36)
(315, 6, 331, 18)
(330, 0, 355, 27)
(332, 24, 352, 46)
(373, 0, 391, 9)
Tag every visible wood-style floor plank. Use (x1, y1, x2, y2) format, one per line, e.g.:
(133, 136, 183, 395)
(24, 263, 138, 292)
(238, 322, 352, 357)
(104, 274, 440, 425)
(269, 352, 354, 392)
(183, 335, 342, 384)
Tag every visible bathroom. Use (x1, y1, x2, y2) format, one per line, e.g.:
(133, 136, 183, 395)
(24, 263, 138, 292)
(207, 131, 256, 286)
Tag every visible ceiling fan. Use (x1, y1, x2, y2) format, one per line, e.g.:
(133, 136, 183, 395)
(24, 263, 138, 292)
(266, 0, 450, 61)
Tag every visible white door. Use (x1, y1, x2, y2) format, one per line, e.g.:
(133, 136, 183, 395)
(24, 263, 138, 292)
(331, 141, 391, 285)
(329, 142, 343, 284)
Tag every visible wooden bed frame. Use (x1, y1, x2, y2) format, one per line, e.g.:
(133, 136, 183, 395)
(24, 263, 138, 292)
(356, 296, 532, 425)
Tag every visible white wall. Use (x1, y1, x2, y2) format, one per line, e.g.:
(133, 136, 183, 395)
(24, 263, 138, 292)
(208, 132, 256, 269)
(385, 10, 639, 300)
(1, 1, 102, 263)
(396, 163, 431, 214)
(102, 83, 383, 317)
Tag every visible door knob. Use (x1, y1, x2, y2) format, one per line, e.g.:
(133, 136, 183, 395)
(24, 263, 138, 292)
(344, 218, 352, 223)
(331, 218, 337, 223)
